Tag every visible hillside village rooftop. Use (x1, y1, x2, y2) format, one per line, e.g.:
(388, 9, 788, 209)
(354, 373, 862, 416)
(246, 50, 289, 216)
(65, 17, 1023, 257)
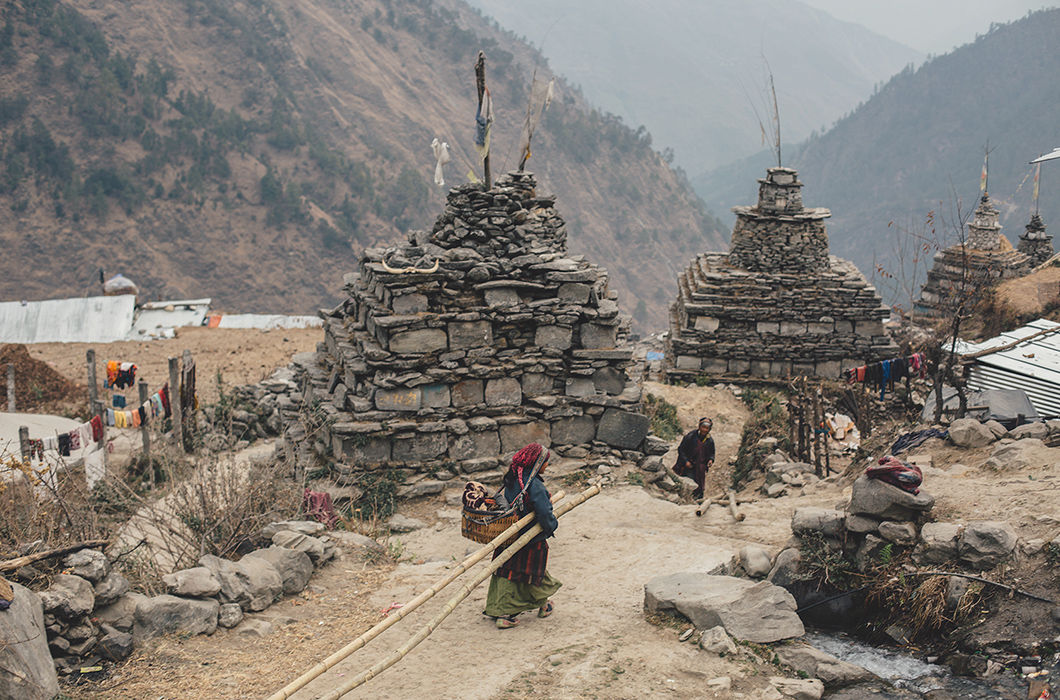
(666, 166, 896, 380)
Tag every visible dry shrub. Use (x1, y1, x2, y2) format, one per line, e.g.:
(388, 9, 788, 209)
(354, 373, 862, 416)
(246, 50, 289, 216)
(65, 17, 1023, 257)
(865, 572, 983, 642)
(169, 457, 301, 561)
(0, 456, 104, 559)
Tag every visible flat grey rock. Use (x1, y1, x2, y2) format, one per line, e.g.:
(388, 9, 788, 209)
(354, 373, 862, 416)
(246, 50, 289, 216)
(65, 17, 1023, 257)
(644, 573, 804, 643)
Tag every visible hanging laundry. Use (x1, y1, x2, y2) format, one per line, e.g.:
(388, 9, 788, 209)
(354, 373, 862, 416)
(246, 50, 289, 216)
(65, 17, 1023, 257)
(43, 436, 57, 452)
(105, 409, 115, 427)
(68, 430, 80, 451)
(91, 415, 103, 441)
(112, 394, 127, 408)
(431, 138, 451, 187)
(113, 362, 137, 390)
(105, 361, 119, 389)
(131, 409, 141, 428)
(28, 439, 44, 460)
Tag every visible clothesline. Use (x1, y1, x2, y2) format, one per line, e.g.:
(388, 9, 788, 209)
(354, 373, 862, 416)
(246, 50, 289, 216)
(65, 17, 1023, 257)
(26, 383, 173, 457)
(26, 415, 105, 459)
(844, 353, 927, 399)
(105, 383, 171, 429)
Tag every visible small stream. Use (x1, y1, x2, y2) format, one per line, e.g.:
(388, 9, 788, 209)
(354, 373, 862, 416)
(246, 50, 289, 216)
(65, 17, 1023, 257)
(805, 631, 1040, 699)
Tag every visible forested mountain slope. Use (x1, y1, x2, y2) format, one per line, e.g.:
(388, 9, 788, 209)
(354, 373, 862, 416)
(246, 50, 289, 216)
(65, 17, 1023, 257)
(0, 0, 725, 330)
(694, 9, 1060, 307)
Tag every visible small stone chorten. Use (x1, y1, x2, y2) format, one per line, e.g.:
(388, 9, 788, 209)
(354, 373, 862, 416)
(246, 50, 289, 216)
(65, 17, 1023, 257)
(294, 172, 654, 484)
(1017, 212, 1054, 266)
(665, 166, 896, 380)
(916, 192, 1031, 317)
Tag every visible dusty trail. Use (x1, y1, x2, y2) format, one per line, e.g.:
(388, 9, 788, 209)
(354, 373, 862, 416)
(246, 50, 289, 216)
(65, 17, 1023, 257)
(291, 484, 840, 700)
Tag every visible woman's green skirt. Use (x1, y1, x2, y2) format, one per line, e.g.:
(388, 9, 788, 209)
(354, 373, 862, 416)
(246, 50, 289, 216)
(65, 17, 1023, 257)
(483, 572, 562, 617)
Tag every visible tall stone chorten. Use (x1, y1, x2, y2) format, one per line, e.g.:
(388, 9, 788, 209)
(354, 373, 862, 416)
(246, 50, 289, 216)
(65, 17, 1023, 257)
(916, 193, 1031, 317)
(666, 167, 896, 380)
(1017, 212, 1054, 266)
(295, 171, 653, 484)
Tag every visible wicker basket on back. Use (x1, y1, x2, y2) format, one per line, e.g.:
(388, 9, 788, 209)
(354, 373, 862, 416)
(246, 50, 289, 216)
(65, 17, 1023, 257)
(460, 453, 546, 548)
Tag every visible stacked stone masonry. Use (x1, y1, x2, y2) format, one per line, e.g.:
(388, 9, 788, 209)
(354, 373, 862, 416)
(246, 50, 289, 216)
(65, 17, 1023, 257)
(295, 172, 651, 483)
(1017, 212, 1053, 267)
(667, 167, 897, 380)
(916, 193, 1032, 317)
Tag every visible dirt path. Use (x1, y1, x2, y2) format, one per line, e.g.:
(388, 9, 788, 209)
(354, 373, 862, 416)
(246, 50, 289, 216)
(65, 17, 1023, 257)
(285, 483, 841, 700)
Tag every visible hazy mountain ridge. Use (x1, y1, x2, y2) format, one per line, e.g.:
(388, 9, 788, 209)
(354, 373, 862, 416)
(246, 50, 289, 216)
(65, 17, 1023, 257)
(0, 0, 725, 329)
(464, 0, 922, 173)
(694, 8, 1060, 305)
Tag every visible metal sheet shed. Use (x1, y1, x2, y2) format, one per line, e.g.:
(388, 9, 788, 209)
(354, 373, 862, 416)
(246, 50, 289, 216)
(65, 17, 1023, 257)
(0, 295, 136, 343)
(956, 318, 1060, 418)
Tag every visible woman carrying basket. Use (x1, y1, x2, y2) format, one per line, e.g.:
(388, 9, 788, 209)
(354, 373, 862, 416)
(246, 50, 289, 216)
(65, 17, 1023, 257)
(483, 443, 560, 629)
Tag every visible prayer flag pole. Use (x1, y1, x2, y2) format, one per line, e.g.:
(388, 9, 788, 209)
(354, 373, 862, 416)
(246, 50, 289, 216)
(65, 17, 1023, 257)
(474, 51, 491, 189)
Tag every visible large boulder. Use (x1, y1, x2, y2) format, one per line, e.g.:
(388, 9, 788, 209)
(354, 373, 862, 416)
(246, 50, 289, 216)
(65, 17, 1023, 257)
(0, 582, 60, 700)
(770, 677, 825, 700)
(959, 521, 1018, 570)
(791, 508, 845, 538)
(775, 643, 876, 688)
(163, 567, 223, 598)
(947, 418, 995, 448)
(39, 574, 95, 621)
(739, 546, 773, 578)
(262, 520, 325, 538)
(1010, 422, 1049, 440)
(644, 573, 804, 643)
(93, 571, 130, 607)
(271, 530, 328, 563)
(914, 522, 962, 565)
(197, 554, 283, 611)
(767, 548, 802, 588)
(95, 592, 147, 632)
(848, 475, 934, 521)
(243, 547, 313, 595)
(982, 439, 1046, 470)
(61, 548, 110, 582)
(134, 594, 219, 641)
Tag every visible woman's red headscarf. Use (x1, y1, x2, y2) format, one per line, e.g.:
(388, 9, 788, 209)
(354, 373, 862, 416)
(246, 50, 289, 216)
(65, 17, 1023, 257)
(511, 443, 548, 491)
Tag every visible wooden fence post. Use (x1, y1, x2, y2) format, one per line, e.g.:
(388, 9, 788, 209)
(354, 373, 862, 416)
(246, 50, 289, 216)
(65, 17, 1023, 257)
(93, 399, 107, 472)
(168, 357, 183, 449)
(138, 380, 152, 486)
(86, 349, 98, 414)
(181, 349, 195, 452)
(18, 425, 29, 461)
(6, 364, 15, 412)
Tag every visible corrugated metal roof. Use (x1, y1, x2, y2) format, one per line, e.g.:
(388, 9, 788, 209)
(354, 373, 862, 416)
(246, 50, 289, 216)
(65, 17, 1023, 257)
(0, 295, 137, 343)
(129, 298, 212, 340)
(214, 314, 322, 330)
(958, 318, 1060, 418)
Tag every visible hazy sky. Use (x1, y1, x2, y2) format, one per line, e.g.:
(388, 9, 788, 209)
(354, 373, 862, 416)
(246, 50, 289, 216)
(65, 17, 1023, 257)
(800, 0, 1054, 53)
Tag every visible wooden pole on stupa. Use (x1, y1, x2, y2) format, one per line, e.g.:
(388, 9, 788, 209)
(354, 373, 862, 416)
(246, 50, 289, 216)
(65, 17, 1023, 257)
(474, 50, 491, 189)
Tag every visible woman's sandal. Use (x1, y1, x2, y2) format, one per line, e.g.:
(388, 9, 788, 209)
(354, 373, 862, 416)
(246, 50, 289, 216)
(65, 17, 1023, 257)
(537, 601, 554, 618)
(496, 615, 520, 629)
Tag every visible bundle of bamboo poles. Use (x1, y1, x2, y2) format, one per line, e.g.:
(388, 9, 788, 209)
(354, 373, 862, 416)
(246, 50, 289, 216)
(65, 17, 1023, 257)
(267, 483, 601, 699)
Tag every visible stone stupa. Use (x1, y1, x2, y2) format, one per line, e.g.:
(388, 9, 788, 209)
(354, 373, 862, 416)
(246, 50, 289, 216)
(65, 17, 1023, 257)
(666, 166, 897, 380)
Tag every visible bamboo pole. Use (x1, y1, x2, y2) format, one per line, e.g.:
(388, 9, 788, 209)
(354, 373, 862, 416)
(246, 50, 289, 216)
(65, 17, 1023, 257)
(266, 489, 568, 700)
(726, 490, 745, 522)
(321, 484, 602, 699)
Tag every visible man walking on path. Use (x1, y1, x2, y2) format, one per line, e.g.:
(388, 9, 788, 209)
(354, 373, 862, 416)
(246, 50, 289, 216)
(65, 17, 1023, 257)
(674, 417, 715, 499)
